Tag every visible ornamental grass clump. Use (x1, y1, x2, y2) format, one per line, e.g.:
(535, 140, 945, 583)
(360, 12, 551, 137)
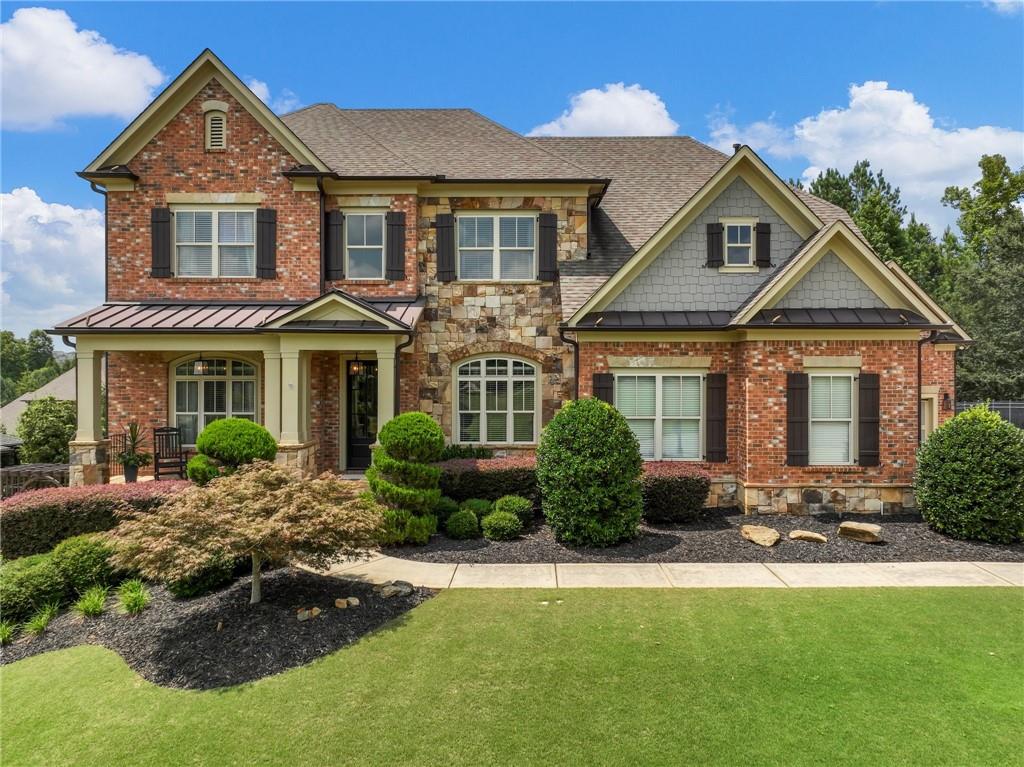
(73, 585, 109, 618)
(0, 620, 16, 645)
(109, 461, 383, 604)
(117, 579, 150, 615)
(537, 398, 643, 547)
(916, 405, 1024, 544)
(367, 413, 445, 545)
(24, 602, 59, 635)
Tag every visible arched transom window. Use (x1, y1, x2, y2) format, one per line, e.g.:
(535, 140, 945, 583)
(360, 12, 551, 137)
(172, 358, 258, 445)
(456, 357, 537, 444)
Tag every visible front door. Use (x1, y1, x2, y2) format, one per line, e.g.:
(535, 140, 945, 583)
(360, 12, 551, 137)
(347, 360, 378, 470)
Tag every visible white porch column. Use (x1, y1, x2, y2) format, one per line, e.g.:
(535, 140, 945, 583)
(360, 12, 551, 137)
(280, 350, 301, 444)
(74, 350, 103, 442)
(376, 349, 396, 428)
(263, 351, 282, 440)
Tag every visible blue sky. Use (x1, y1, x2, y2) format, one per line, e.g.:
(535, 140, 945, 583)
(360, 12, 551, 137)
(1, 1, 1022, 340)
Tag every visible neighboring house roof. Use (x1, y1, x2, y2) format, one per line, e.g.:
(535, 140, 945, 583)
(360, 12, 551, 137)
(282, 105, 604, 182)
(0, 368, 77, 431)
(51, 294, 424, 335)
(0, 434, 24, 452)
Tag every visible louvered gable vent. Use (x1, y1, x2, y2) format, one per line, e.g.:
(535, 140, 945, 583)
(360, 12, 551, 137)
(206, 112, 226, 150)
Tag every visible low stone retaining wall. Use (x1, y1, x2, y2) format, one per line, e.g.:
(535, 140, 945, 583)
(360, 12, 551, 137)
(740, 484, 915, 515)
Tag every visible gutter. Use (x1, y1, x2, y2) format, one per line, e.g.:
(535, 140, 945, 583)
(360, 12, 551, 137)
(558, 328, 580, 400)
(316, 175, 327, 295)
(394, 332, 415, 415)
(84, 179, 109, 439)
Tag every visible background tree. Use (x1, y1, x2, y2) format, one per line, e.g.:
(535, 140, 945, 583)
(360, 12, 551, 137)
(0, 330, 74, 407)
(110, 461, 383, 604)
(15, 396, 76, 463)
(942, 154, 1024, 262)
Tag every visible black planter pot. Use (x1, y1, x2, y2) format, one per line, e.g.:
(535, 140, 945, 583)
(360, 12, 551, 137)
(123, 464, 139, 483)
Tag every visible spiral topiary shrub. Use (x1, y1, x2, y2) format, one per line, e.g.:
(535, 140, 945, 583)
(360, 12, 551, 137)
(195, 419, 277, 468)
(377, 412, 445, 463)
(445, 509, 480, 540)
(537, 398, 643, 547)
(494, 495, 534, 526)
(916, 405, 1024, 544)
(481, 510, 522, 541)
(368, 413, 446, 526)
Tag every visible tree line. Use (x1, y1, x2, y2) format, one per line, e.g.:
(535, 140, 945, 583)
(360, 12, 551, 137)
(1, 330, 74, 407)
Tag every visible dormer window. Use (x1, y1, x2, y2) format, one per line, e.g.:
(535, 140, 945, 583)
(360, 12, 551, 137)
(722, 218, 756, 266)
(202, 99, 229, 151)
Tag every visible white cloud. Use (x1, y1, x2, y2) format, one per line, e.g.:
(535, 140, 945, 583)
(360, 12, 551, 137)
(528, 83, 678, 137)
(708, 81, 1024, 230)
(986, 0, 1022, 14)
(0, 7, 165, 130)
(246, 77, 303, 115)
(0, 188, 105, 340)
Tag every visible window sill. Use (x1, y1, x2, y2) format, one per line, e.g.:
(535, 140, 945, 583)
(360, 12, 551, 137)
(335, 279, 390, 284)
(456, 443, 538, 449)
(159, 276, 260, 281)
(803, 464, 866, 472)
(717, 265, 760, 274)
(454, 280, 546, 285)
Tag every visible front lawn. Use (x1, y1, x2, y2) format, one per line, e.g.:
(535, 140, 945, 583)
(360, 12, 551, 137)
(2, 588, 1021, 766)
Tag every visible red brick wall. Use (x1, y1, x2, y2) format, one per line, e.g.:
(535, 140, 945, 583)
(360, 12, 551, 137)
(106, 352, 169, 475)
(108, 79, 321, 302)
(921, 342, 957, 425)
(310, 352, 340, 473)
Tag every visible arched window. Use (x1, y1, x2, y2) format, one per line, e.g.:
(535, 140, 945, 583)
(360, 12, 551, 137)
(455, 357, 537, 444)
(171, 357, 258, 445)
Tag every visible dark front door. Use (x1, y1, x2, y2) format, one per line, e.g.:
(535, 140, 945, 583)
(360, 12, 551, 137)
(347, 361, 378, 470)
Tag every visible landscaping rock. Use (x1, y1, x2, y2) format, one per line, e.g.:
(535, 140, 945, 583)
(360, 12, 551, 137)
(839, 521, 883, 543)
(335, 598, 347, 609)
(346, 597, 360, 607)
(377, 580, 415, 599)
(310, 607, 321, 618)
(297, 609, 310, 622)
(789, 530, 827, 544)
(741, 525, 780, 547)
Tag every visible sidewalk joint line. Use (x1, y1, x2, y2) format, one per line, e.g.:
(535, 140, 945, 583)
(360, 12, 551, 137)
(762, 563, 791, 588)
(970, 561, 1017, 586)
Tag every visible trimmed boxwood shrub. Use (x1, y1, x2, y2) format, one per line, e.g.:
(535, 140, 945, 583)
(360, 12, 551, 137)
(446, 509, 480, 540)
(195, 419, 277, 468)
(379, 508, 438, 546)
(481, 510, 522, 541)
(0, 481, 190, 559)
(433, 496, 460, 524)
(0, 553, 65, 623)
(916, 405, 1024, 544)
(460, 498, 493, 522)
(437, 456, 537, 503)
(186, 454, 222, 486)
(641, 463, 712, 522)
(50, 534, 115, 593)
(494, 495, 534, 526)
(537, 398, 643, 547)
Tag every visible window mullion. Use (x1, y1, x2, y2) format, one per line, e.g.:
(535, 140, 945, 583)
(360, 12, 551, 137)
(654, 373, 663, 461)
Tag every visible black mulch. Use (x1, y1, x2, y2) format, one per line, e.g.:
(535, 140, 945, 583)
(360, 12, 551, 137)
(392, 510, 1024, 565)
(0, 568, 433, 690)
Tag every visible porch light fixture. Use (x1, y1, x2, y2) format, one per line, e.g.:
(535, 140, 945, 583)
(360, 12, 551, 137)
(348, 355, 363, 376)
(942, 391, 952, 411)
(192, 354, 209, 376)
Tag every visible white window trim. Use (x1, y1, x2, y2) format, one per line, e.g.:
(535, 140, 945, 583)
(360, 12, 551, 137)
(719, 216, 758, 272)
(454, 355, 540, 445)
(808, 371, 858, 466)
(343, 209, 387, 281)
(169, 355, 261, 447)
(613, 369, 706, 461)
(455, 212, 538, 282)
(171, 205, 257, 278)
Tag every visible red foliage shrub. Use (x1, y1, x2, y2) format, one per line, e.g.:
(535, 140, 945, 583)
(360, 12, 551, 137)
(437, 456, 537, 503)
(641, 462, 712, 522)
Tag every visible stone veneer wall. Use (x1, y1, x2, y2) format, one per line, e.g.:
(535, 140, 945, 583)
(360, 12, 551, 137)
(412, 196, 588, 446)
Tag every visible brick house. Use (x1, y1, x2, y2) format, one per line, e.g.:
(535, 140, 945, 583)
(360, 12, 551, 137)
(55, 50, 968, 514)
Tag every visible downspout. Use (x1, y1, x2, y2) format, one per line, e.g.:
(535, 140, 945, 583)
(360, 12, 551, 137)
(917, 330, 938, 446)
(87, 181, 109, 438)
(394, 332, 415, 415)
(316, 176, 327, 296)
(558, 327, 580, 400)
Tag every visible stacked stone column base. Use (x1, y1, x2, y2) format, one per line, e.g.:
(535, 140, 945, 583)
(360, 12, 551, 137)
(274, 442, 317, 478)
(69, 440, 111, 486)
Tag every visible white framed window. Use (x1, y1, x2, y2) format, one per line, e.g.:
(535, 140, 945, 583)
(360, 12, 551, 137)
(809, 374, 855, 465)
(721, 218, 756, 267)
(172, 358, 258, 445)
(173, 208, 256, 277)
(457, 213, 536, 281)
(456, 357, 537, 444)
(205, 111, 226, 150)
(615, 372, 704, 460)
(345, 212, 385, 279)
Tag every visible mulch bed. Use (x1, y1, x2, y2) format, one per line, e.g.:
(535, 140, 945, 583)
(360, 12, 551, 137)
(393, 510, 1024, 565)
(0, 568, 432, 690)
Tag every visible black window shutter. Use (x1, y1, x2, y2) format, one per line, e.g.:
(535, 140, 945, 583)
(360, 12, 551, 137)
(858, 373, 880, 466)
(705, 373, 727, 462)
(593, 373, 614, 404)
(538, 212, 558, 281)
(706, 222, 724, 267)
(786, 372, 809, 466)
(150, 208, 171, 277)
(256, 209, 277, 278)
(385, 210, 406, 281)
(755, 222, 772, 267)
(436, 213, 455, 282)
(325, 210, 344, 280)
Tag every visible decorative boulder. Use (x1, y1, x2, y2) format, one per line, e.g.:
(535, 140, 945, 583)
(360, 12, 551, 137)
(789, 530, 827, 544)
(740, 525, 780, 547)
(839, 521, 883, 543)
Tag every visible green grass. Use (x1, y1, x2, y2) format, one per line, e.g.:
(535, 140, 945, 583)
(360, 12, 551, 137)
(1, 589, 1021, 766)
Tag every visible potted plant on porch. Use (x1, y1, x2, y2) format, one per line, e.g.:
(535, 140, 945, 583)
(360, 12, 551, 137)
(117, 422, 153, 483)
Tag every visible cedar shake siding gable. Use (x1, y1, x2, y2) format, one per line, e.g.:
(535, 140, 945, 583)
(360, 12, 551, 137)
(774, 251, 887, 309)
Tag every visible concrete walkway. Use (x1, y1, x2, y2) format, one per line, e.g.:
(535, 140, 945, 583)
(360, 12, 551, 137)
(325, 555, 1024, 589)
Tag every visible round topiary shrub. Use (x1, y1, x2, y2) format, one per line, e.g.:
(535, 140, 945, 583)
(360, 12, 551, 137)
(481, 510, 522, 541)
(460, 498, 493, 522)
(50, 534, 114, 593)
(537, 398, 643, 547)
(195, 419, 277, 468)
(186, 454, 222, 486)
(445, 509, 480, 540)
(434, 496, 461, 524)
(916, 405, 1024, 544)
(377, 412, 445, 463)
(494, 495, 534, 526)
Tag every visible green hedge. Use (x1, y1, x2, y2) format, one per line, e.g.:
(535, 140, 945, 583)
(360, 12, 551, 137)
(916, 405, 1024, 543)
(0, 482, 190, 559)
(641, 463, 712, 522)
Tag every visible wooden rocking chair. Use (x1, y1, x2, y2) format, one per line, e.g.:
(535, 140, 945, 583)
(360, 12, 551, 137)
(153, 427, 187, 480)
